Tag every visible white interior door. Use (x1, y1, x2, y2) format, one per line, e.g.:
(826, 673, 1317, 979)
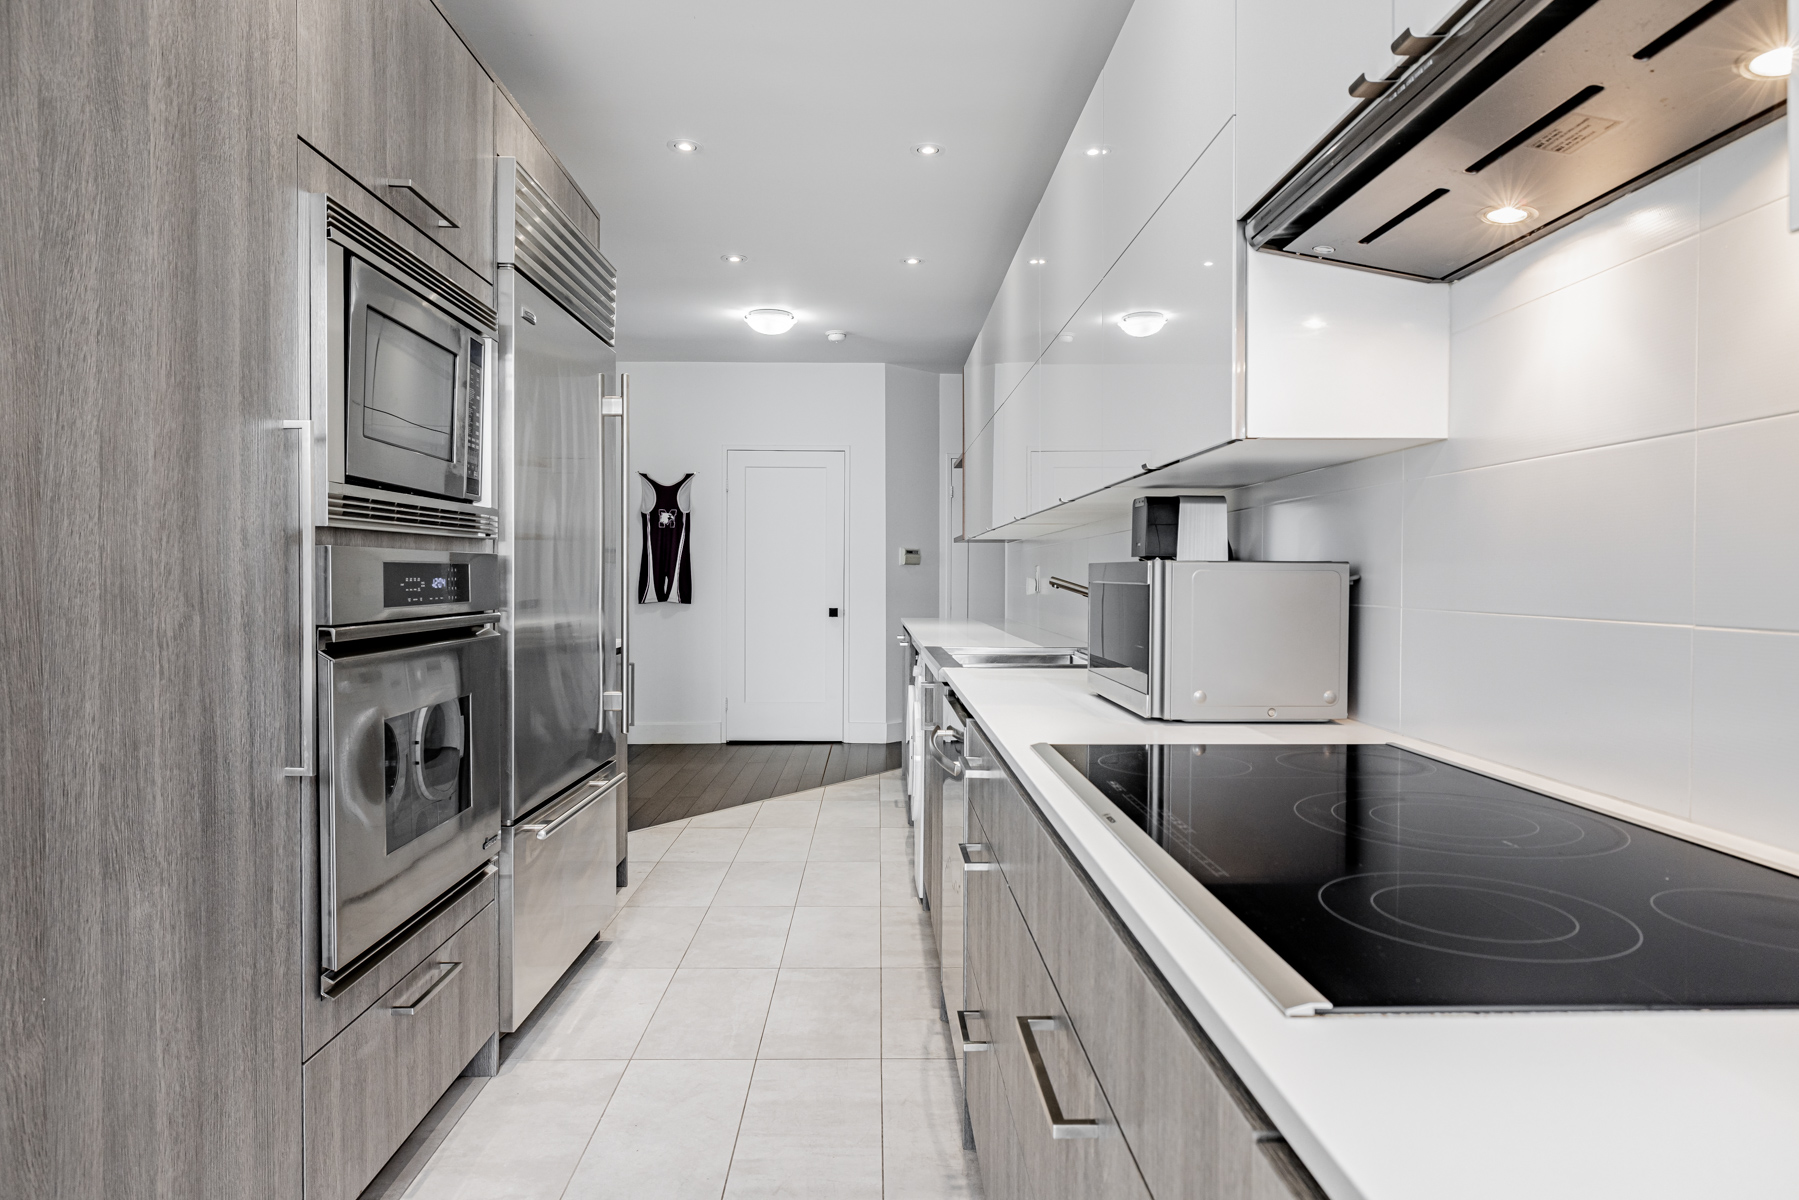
(725, 450, 846, 741)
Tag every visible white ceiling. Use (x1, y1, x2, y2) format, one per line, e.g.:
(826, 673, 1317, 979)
(438, 0, 1134, 370)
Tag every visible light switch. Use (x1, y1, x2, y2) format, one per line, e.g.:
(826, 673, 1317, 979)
(899, 548, 922, 566)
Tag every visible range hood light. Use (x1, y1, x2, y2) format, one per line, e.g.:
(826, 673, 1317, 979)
(744, 308, 796, 335)
(1118, 311, 1167, 338)
(1482, 204, 1535, 225)
(1741, 46, 1793, 79)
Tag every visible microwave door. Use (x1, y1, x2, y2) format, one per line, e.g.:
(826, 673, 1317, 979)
(503, 271, 617, 824)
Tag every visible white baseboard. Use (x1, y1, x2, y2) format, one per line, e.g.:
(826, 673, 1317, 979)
(628, 722, 722, 744)
(844, 720, 903, 745)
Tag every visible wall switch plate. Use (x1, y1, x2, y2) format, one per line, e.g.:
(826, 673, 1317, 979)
(899, 548, 922, 566)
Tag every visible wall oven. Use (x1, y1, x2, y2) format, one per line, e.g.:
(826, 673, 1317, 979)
(316, 545, 504, 977)
(1088, 560, 1351, 722)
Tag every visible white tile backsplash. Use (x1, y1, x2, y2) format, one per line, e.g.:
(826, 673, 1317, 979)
(1694, 412, 1799, 633)
(1401, 610, 1694, 817)
(1402, 435, 1696, 624)
(1022, 118, 1799, 853)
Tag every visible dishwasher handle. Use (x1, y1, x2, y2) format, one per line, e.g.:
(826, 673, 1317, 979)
(929, 727, 964, 778)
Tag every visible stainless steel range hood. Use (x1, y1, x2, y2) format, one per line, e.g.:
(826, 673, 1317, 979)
(1247, 0, 1789, 281)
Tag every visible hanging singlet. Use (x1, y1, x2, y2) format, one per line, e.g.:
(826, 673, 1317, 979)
(637, 473, 694, 604)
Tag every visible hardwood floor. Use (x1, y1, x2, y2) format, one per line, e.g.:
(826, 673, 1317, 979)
(626, 742, 903, 830)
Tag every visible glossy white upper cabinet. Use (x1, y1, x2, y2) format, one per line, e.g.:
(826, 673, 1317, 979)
(1392, 0, 1460, 39)
(1246, 252, 1448, 439)
(1036, 88, 1107, 348)
(963, 420, 995, 536)
(1101, 0, 1235, 262)
(1234, 0, 1392, 217)
(1030, 125, 1238, 503)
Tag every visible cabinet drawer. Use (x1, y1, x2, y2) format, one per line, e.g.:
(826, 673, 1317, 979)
(987, 876, 1152, 1200)
(962, 969, 1027, 1200)
(298, 0, 495, 278)
(967, 721, 1325, 1200)
(303, 901, 498, 1200)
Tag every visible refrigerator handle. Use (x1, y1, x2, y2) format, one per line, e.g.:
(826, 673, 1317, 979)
(601, 374, 631, 736)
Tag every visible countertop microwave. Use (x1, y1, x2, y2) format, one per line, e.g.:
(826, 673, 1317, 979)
(1087, 560, 1350, 722)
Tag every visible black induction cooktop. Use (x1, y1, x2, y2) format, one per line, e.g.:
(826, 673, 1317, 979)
(1045, 743, 1799, 1013)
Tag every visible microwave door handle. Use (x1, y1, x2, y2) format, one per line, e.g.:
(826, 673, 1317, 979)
(282, 419, 316, 778)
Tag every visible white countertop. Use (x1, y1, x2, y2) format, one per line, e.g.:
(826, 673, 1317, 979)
(901, 617, 1083, 651)
(942, 666, 1799, 1200)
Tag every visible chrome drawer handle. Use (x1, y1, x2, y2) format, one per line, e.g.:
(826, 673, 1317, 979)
(957, 1009, 990, 1052)
(1016, 1016, 1104, 1139)
(522, 775, 623, 840)
(391, 960, 463, 1015)
(959, 843, 996, 872)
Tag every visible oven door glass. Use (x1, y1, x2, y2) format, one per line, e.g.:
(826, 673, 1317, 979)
(384, 696, 471, 853)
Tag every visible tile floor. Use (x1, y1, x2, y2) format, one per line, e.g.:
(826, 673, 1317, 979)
(401, 770, 984, 1200)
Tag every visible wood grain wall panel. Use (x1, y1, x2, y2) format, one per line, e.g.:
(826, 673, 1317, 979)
(296, 141, 493, 308)
(493, 92, 602, 249)
(3, 0, 303, 1196)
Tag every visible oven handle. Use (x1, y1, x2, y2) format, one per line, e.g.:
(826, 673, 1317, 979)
(522, 774, 624, 841)
(282, 419, 316, 778)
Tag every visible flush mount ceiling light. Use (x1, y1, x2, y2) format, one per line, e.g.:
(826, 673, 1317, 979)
(1481, 204, 1535, 226)
(744, 308, 796, 335)
(668, 139, 700, 153)
(912, 143, 943, 156)
(1740, 46, 1794, 79)
(721, 253, 747, 263)
(903, 257, 922, 266)
(826, 330, 848, 342)
(1117, 311, 1167, 338)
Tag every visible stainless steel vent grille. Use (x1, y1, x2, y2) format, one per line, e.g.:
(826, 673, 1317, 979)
(325, 199, 498, 331)
(328, 489, 499, 539)
(513, 169, 618, 344)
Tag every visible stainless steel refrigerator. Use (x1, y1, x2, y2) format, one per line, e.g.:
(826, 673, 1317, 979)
(493, 158, 630, 1032)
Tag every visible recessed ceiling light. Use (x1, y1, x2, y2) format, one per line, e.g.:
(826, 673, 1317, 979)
(1481, 204, 1534, 225)
(1302, 316, 1328, 331)
(1312, 245, 1336, 255)
(912, 144, 943, 156)
(1028, 258, 1046, 265)
(1740, 46, 1793, 79)
(1117, 311, 1167, 338)
(903, 257, 922, 266)
(721, 253, 747, 263)
(1085, 147, 1102, 157)
(668, 139, 700, 154)
(1058, 333, 1075, 343)
(744, 309, 795, 335)
(826, 330, 848, 342)
(1203, 261, 1215, 267)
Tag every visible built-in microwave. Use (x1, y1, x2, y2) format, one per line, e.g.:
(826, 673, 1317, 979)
(329, 239, 488, 505)
(1087, 560, 1351, 722)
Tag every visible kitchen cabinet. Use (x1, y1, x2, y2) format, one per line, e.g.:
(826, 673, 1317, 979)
(298, 0, 496, 279)
(1035, 87, 1107, 345)
(5, 0, 304, 1193)
(1100, 0, 1235, 261)
(303, 901, 499, 1200)
(962, 723, 1326, 1200)
(495, 90, 601, 251)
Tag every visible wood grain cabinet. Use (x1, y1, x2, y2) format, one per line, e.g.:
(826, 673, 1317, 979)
(961, 723, 1327, 1200)
(494, 92, 601, 250)
(298, 0, 496, 278)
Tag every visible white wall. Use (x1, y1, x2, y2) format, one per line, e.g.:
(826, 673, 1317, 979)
(1225, 121, 1799, 854)
(622, 361, 891, 744)
(885, 365, 941, 732)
